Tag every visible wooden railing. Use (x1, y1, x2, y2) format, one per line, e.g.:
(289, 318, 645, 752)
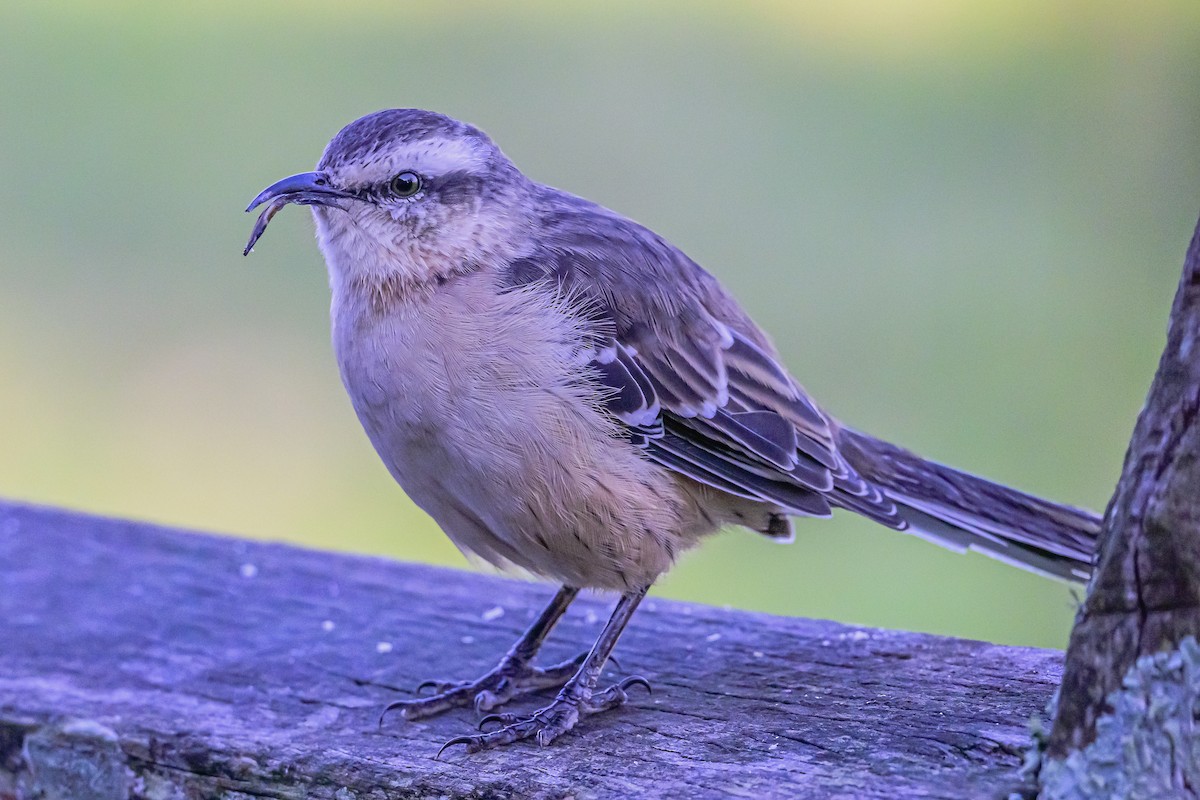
(0, 500, 1052, 799)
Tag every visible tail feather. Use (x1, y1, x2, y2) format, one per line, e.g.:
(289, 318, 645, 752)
(836, 427, 1100, 582)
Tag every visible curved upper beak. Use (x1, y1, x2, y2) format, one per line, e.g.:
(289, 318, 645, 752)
(245, 171, 351, 213)
(243, 171, 355, 256)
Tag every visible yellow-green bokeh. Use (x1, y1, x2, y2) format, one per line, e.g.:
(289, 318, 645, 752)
(2, 1, 1197, 648)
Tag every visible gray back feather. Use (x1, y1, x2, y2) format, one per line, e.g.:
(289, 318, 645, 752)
(501, 186, 899, 530)
(499, 184, 1099, 580)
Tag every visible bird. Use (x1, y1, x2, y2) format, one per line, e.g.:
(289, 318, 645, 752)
(243, 108, 1100, 753)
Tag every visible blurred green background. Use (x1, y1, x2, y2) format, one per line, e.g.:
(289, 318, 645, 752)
(2, 1, 1197, 649)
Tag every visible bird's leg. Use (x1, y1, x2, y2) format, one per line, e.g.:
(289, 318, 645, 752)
(439, 585, 651, 754)
(383, 585, 581, 721)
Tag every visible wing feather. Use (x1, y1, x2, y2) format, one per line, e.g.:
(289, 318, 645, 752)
(497, 187, 1095, 581)
(651, 428, 834, 517)
(506, 192, 902, 528)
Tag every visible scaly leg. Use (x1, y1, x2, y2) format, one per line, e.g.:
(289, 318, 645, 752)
(382, 585, 581, 721)
(439, 585, 651, 754)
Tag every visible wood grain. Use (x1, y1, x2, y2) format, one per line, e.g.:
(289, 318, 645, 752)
(0, 500, 1057, 799)
(1047, 215, 1200, 762)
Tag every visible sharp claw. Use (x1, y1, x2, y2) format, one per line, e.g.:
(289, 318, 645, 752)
(478, 712, 513, 732)
(416, 679, 440, 695)
(473, 689, 499, 713)
(435, 735, 475, 760)
(378, 699, 405, 728)
(619, 675, 653, 696)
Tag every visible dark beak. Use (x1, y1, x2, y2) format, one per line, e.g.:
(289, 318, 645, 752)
(242, 171, 354, 256)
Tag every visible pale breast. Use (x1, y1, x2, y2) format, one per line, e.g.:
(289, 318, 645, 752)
(330, 270, 704, 590)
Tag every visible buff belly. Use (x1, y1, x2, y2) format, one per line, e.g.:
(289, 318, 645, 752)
(331, 271, 714, 591)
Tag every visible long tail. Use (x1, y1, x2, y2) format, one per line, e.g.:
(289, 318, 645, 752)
(836, 427, 1100, 582)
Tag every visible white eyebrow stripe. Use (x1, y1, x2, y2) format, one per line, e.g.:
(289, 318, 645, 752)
(335, 136, 487, 187)
(409, 136, 487, 176)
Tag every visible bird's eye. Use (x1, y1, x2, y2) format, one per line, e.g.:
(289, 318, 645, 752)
(388, 171, 422, 198)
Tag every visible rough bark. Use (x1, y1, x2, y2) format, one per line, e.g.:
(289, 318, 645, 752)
(1047, 216, 1200, 759)
(0, 500, 1057, 800)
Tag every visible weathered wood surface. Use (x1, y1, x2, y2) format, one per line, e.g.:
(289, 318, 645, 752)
(1049, 216, 1200, 757)
(0, 500, 1058, 799)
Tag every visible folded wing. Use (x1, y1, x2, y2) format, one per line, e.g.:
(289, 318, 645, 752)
(503, 186, 1098, 580)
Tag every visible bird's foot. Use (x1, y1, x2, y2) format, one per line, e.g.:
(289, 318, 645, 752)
(438, 676, 651, 755)
(381, 651, 587, 722)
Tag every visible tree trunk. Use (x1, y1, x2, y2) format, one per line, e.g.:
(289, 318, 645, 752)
(1043, 215, 1200, 796)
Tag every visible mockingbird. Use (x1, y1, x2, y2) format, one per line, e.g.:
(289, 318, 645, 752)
(244, 108, 1099, 753)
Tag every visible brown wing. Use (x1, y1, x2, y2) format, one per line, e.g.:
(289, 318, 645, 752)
(504, 190, 901, 531)
(499, 185, 1100, 581)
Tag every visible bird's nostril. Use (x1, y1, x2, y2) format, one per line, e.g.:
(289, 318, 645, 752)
(315, 177, 327, 186)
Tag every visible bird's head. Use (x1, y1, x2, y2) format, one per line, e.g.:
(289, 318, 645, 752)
(245, 109, 534, 289)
